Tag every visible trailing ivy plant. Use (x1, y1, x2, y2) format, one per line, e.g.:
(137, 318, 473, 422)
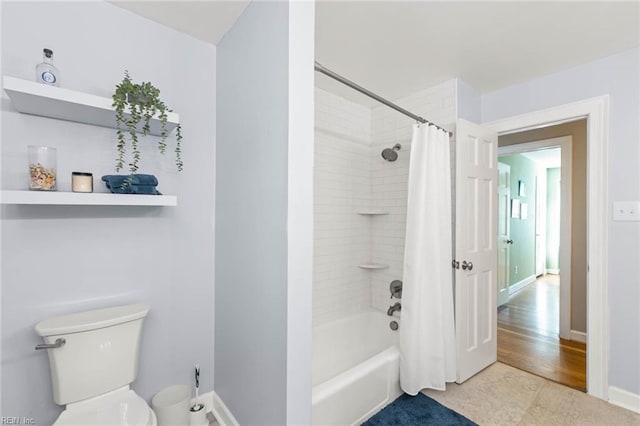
(112, 70, 183, 173)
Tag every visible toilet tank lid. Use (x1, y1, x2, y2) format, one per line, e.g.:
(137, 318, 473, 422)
(35, 304, 150, 336)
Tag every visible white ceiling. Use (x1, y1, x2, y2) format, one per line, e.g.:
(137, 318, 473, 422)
(111, 1, 249, 45)
(315, 1, 640, 105)
(111, 1, 639, 107)
(521, 148, 561, 169)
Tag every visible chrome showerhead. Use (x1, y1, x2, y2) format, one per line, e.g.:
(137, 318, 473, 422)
(381, 143, 401, 162)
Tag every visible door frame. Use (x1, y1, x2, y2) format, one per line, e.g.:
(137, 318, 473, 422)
(484, 95, 609, 400)
(498, 136, 572, 340)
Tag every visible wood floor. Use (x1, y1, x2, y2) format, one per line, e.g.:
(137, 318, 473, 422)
(497, 274, 587, 392)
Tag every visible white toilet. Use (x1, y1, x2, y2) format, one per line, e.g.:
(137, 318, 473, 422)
(35, 304, 157, 426)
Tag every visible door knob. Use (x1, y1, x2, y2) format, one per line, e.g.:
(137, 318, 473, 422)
(389, 280, 403, 299)
(506, 239, 514, 244)
(461, 261, 473, 271)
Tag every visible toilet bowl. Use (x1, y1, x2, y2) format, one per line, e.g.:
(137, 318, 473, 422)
(35, 304, 155, 426)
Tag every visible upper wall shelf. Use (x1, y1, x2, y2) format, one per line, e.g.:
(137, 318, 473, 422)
(1, 190, 177, 207)
(2, 76, 179, 136)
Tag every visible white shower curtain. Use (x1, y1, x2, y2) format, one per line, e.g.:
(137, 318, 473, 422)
(399, 123, 456, 395)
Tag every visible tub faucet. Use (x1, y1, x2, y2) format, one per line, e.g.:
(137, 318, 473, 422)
(387, 302, 401, 316)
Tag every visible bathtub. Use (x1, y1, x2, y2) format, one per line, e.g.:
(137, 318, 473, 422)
(312, 311, 402, 426)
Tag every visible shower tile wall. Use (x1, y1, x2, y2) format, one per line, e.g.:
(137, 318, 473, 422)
(369, 80, 457, 313)
(314, 88, 372, 326)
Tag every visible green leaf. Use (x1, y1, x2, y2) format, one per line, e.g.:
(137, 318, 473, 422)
(112, 70, 184, 173)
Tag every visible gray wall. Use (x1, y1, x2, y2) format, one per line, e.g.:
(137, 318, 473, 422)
(215, 2, 289, 425)
(482, 47, 640, 394)
(1, 2, 215, 422)
(456, 79, 481, 123)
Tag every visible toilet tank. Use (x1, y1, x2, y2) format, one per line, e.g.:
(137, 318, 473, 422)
(35, 304, 150, 405)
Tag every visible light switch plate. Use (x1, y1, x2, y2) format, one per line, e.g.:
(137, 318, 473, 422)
(613, 201, 640, 221)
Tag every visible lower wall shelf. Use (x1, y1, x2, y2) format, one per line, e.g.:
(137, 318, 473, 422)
(358, 263, 390, 270)
(1, 190, 177, 206)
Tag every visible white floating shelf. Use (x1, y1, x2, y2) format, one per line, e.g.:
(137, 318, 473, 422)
(358, 263, 390, 270)
(1, 190, 177, 206)
(3, 76, 179, 136)
(357, 211, 390, 216)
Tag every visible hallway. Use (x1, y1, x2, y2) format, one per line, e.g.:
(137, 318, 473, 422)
(497, 275, 587, 391)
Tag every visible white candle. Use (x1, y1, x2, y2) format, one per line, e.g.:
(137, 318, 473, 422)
(72, 172, 93, 193)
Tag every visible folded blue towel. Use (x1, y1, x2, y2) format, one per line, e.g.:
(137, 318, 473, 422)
(101, 174, 158, 187)
(101, 174, 160, 195)
(104, 183, 160, 195)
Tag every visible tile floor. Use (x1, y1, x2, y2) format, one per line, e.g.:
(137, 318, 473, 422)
(424, 362, 640, 425)
(205, 363, 638, 425)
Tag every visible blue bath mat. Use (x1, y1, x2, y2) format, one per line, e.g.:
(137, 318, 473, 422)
(362, 393, 477, 426)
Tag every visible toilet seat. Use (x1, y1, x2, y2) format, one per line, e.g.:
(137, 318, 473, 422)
(54, 388, 156, 426)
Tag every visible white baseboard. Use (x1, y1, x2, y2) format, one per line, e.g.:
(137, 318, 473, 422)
(609, 386, 640, 414)
(546, 268, 560, 275)
(189, 391, 239, 426)
(570, 330, 587, 343)
(211, 391, 240, 426)
(509, 275, 536, 295)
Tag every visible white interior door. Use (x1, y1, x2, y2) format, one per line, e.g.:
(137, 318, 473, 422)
(497, 162, 511, 307)
(535, 174, 547, 276)
(455, 119, 498, 384)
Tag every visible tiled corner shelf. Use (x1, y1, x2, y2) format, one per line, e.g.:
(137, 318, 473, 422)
(358, 213, 391, 269)
(2, 76, 179, 135)
(1, 190, 177, 206)
(358, 263, 390, 270)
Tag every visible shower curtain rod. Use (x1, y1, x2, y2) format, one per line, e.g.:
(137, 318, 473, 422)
(314, 61, 452, 136)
